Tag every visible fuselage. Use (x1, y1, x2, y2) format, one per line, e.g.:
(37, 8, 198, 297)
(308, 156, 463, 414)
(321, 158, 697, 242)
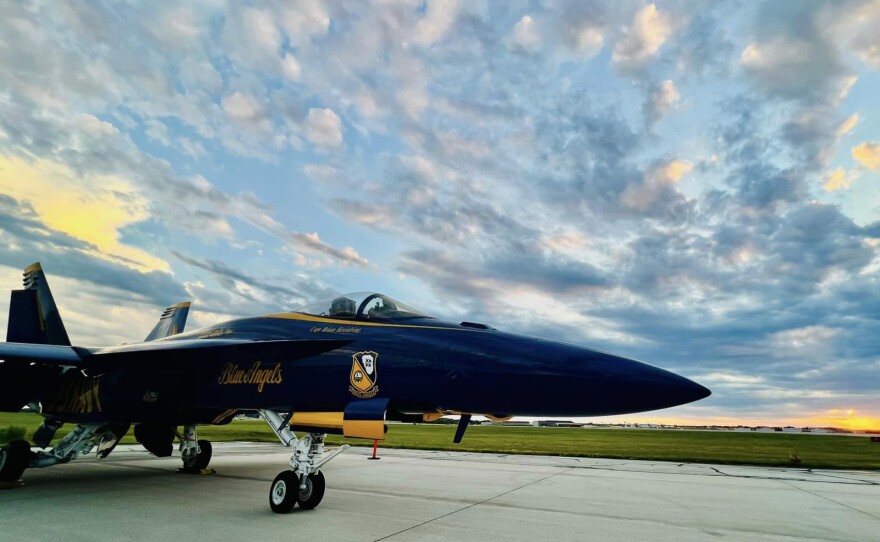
(43, 312, 710, 424)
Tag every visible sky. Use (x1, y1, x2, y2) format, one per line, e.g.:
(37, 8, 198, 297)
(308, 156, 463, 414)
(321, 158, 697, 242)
(1, 1, 879, 430)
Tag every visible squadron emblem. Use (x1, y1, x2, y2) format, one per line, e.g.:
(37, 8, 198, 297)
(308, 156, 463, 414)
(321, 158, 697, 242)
(349, 351, 380, 398)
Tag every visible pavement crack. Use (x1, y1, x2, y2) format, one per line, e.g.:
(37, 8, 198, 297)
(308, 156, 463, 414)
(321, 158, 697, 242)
(373, 467, 573, 542)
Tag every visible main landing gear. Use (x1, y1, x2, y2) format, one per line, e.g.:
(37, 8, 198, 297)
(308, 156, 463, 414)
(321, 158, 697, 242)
(0, 440, 31, 483)
(1, 422, 129, 486)
(178, 425, 212, 473)
(260, 410, 347, 514)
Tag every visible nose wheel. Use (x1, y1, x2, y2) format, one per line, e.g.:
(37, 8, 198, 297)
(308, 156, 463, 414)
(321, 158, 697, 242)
(269, 469, 326, 513)
(296, 471, 325, 509)
(270, 471, 299, 513)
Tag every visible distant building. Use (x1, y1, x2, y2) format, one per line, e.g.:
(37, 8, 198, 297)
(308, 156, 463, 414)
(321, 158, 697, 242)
(491, 421, 531, 426)
(531, 420, 582, 427)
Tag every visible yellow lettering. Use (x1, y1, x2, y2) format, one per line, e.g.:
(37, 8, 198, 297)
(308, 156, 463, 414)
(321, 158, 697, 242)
(217, 361, 283, 392)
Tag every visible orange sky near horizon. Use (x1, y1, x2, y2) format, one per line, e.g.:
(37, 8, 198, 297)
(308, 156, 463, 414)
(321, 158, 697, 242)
(585, 410, 880, 431)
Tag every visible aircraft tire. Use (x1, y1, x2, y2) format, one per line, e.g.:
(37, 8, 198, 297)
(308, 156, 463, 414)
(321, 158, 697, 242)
(297, 471, 326, 510)
(0, 440, 31, 482)
(181, 440, 212, 472)
(193, 440, 212, 470)
(270, 471, 299, 514)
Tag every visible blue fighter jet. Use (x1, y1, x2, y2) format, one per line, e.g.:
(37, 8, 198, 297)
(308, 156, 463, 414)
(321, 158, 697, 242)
(0, 263, 709, 512)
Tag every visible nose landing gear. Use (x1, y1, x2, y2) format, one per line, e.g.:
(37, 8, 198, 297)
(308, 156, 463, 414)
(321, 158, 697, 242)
(259, 410, 347, 514)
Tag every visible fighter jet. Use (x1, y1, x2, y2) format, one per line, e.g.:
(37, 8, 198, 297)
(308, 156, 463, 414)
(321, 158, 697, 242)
(0, 263, 709, 513)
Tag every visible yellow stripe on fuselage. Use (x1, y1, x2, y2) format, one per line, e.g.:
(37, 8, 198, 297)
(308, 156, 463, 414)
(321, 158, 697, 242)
(266, 312, 484, 332)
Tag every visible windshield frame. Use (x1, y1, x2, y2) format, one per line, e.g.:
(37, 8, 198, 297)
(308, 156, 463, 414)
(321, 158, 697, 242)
(292, 292, 430, 321)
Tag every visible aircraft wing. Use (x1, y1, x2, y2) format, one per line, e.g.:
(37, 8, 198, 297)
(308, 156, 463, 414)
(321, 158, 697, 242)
(0, 338, 352, 372)
(0, 342, 82, 365)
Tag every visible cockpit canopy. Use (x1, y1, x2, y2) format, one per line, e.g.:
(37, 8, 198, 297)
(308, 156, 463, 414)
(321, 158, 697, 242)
(294, 292, 429, 320)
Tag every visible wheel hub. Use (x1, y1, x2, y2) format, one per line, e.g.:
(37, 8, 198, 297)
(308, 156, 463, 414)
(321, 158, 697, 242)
(272, 480, 287, 505)
(299, 477, 312, 501)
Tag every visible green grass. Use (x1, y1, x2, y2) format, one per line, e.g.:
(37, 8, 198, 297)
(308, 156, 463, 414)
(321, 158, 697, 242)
(2, 411, 878, 470)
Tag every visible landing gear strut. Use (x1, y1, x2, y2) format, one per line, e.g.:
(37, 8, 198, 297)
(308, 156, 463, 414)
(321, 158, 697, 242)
(260, 410, 347, 514)
(179, 425, 212, 473)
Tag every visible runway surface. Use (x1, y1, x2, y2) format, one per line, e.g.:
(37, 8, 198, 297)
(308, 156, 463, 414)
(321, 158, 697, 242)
(1, 442, 878, 541)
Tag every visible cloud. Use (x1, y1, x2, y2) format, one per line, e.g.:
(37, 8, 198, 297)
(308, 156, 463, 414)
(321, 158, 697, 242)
(665, 11, 733, 75)
(737, 3, 857, 106)
(612, 3, 672, 70)
(150, 6, 203, 47)
(852, 34, 880, 66)
(836, 113, 859, 137)
(290, 232, 369, 267)
(564, 20, 604, 56)
(0, 155, 167, 272)
(852, 142, 880, 170)
(505, 3, 606, 60)
(144, 119, 170, 146)
(829, 1, 880, 67)
(0, 70, 364, 269)
(769, 325, 839, 357)
(276, 0, 330, 48)
(241, 8, 281, 56)
(822, 168, 857, 192)
(173, 251, 335, 315)
(510, 15, 541, 52)
(412, 0, 461, 47)
(621, 159, 692, 211)
(739, 36, 854, 104)
(306, 108, 343, 148)
(654, 160, 693, 183)
(281, 54, 303, 82)
(645, 79, 680, 126)
(0, 194, 186, 308)
(178, 137, 207, 160)
(222, 92, 271, 133)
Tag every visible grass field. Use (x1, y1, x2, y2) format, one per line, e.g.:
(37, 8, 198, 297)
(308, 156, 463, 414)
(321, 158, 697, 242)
(2, 411, 878, 470)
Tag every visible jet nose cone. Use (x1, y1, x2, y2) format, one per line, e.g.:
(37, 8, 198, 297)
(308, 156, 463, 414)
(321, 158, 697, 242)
(663, 373, 711, 409)
(634, 363, 711, 410)
(579, 353, 711, 414)
(687, 380, 712, 402)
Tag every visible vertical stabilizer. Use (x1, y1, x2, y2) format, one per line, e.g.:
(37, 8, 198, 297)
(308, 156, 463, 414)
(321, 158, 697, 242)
(144, 302, 191, 341)
(7, 263, 71, 346)
(3, 263, 68, 411)
(7, 289, 46, 344)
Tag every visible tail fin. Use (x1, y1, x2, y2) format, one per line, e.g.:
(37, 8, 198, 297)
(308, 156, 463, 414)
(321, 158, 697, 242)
(144, 302, 191, 341)
(6, 262, 70, 345)
(3, 262, 69, 411)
